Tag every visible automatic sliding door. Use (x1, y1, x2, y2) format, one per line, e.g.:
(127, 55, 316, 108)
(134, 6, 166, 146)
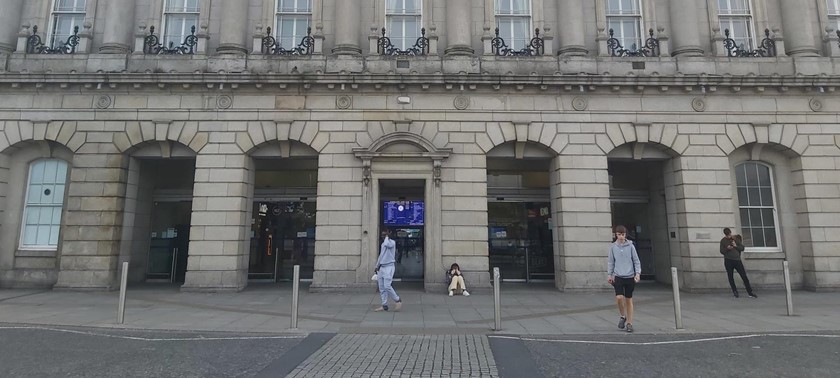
(488, 201, 554, 282)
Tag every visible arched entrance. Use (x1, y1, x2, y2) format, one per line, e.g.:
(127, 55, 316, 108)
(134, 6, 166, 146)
(486, 141, 556, 283)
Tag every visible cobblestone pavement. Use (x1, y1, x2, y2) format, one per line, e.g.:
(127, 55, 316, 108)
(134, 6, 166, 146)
(286, 334, 499, 378)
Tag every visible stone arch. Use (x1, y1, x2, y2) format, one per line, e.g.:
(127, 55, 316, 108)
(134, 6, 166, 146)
(477, 122, 565, 155)
(717, 124, 803, 157)
(235, 121, 328, 154)
(112, 121, 208, 155)
(598, 123, 684, 157)
(0, 121, 85, 154)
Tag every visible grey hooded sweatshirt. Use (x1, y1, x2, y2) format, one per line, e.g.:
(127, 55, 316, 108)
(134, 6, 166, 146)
(607, 240, 641, 278)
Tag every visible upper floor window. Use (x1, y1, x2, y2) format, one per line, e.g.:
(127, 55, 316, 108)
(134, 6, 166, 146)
(386, 0, 422, 50)
(718, 0, 754, 50)
(605, 0, 642, 50)
(828, 0, 840, 31)
(735, 162, 780, 251)
(163, 0, 200, 47)
(495, 0, 531, 50)
(21, 159, 69, 250)
(49, 0, 86, 47)
(275, 0, 312, 48)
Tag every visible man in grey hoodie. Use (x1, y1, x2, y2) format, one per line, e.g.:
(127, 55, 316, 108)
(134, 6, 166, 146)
(607, 225, 641, 333)
(374, 229, 402, 312)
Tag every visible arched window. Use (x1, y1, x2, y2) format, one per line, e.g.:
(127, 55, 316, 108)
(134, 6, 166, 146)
(20, 159, 69, 249)
(735, 161, 780, 250)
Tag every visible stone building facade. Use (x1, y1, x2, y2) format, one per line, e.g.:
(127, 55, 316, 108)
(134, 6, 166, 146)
(1, 0, 839, 292)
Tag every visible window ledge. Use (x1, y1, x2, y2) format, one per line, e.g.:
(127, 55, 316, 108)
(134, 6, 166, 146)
(16, 249, 58, 257)
(742, 250, 785, 259)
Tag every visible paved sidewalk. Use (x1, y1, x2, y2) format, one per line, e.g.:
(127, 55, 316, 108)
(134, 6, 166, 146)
(1, 283, 838, 335)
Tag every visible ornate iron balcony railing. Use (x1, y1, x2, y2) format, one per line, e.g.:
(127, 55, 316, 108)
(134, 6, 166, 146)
(723, 28, 776, 57)
(377, 27, 429, 56)
(26, 25, 80, 54)
(491, 28, 544, 56)
(607, 28, 659, 57)
(144, 25, 198, 55)
(262, 26, 315, 56)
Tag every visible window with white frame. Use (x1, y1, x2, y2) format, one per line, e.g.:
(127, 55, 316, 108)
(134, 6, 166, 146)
(718, 0, 754, 50)
(20, 159, 69, 250)
(495, 0, 531, 50)
(735, 162, 780, 250)
(386, 0, 422, 50)
(275, 0, 312, 48)
(605, 0, 642, 50)
(162, 0, 200, 47)
(49, 0, 86, 47)
(828, 0, 840, 32)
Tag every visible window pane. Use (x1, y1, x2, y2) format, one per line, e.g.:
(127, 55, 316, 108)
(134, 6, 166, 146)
(745, 163, 759, 186)
(387, 16, 421, 49)
(56, 161, 68, 184)
(36, 225, 51, 246)
(735, 164, 746, 186)
(55, 0, 86, 12)
(497, 0, 529, 15)
(165, 0, 200, 12)
(759, 188, 773, 206)
(23, 221, 38, 245)
(830, 0, 840, 15)
(279, 0, 311, 12)
(608, 18, 641, 49)
(28, 184, 42, 205)
(761, 208, 775, 227)
(277, 16, 310, 47)
(739, 208, 750, 227)
(25, 207, 41, 224)
(764, 228, 778, 247)
(750, 228, 765, 247)
(30, 161, 46, 184)
(749, 208, 763, 227)
(44, 160, 58, 182)
(747, 188, 760, 206)
(757, 165, 771, 186)
(741, 228, 753, 246)
(497, 17, 530, 50)
(737, 187, 748, 205)
(164, 14, 198, 46)
(49, 225, 61, 246)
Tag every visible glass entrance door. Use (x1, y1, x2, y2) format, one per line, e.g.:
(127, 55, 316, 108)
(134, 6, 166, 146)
(249, 201, 316, 281)
(391, 227, 424, 280)
(488, 202, 554, 282)
(146, 201, 192, 283)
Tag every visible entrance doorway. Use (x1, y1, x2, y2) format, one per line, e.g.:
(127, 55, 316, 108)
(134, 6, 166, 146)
(488, 202, 554, 282)
(379, 179, 425, 281)
(248, 201, 316, 281)
(146, 201, 192, 283)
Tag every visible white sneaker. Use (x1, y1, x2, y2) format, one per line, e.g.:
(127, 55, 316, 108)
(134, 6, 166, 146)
(463, 290, 470, 296)
(448, 290, 453, 296)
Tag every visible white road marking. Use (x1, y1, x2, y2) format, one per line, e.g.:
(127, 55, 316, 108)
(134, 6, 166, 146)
(489, 333, 840, 346)
(0, 326, 305, 342)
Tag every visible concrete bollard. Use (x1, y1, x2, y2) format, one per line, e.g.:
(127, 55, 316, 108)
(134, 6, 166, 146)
(671, 267, 683, 329)
(493, 267, 501, 331)
(290, 264, 300, 329)
(783, 260, 794, 316)
(117, 261, 128, 324)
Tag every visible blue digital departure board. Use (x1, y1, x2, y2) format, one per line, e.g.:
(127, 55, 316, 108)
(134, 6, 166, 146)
(383, 201, 425, 226)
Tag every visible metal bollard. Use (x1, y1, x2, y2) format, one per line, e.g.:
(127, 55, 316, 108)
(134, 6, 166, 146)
(117, 261, 128, 324)
(290, 265, 300, 329)
(671, 267, 683, 329)
(783, 260, 794, 316)
(493, 267, 501, 331)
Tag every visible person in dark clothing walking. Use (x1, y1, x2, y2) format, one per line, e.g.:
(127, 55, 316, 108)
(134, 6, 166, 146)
(720, 228, 757, 298)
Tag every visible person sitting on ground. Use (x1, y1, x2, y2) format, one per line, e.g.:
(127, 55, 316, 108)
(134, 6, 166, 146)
(447, 263, 469, 296)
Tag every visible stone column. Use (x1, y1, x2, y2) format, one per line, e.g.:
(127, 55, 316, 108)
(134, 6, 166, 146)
(668, 0, 703, 56)
(556, 0, 587, 56)
(780, 0, 819, 56)
(99, 0, 136, 53)
(0, 0, 23, 53)
(445, 0, 474, 55)
(216, 0, 249, 54)
(181, 147, 252, 291)
(331, 0, 361, 54)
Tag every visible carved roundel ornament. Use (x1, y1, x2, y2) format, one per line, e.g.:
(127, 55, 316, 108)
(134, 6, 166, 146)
(216, 95, 233, 109)
(453, 96, 470, 110)
(809, 98, 823, 112)
(95, 95, 112, 109)
(336, 95, 352, 109)
(571, 97, 588, 111)
(691, 97, 706, 112)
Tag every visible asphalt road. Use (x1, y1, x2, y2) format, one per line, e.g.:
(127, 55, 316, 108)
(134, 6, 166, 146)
(491, 332, 840, 378)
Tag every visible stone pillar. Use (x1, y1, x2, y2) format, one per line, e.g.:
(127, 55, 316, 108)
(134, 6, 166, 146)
(780, 0, 819, 56)
(668, 0, 704, 56)
(331, 0, 361, 55)
(556, 0, 587, 56)
(181, 148, 253, 291)
(99, 0, 136, 53)
(216, 0, 249, 54)
(0, 0, 23, 53)
(445, 0, 474, 55)
(55, 147, 127, 289)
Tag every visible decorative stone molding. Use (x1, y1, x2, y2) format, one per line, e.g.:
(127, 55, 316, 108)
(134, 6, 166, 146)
(453, 96, 470, 110)
(95, 95, 112, 109)
(216, 95, 233, 109)
(571, 97, 588, 111)
(0, 121, 85, 153)
(112, 121, 207, 154)
(234, 121, 326, 154)
(809, 98, 823, 112)
(336, 95, 352, 109)
(353, 131, 452, 187)
(691, 97, 706, 112)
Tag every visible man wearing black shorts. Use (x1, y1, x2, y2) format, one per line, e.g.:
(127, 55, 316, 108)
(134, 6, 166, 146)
(607, 225, 641, 333)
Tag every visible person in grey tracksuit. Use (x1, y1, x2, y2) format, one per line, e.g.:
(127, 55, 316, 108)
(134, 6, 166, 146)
(374, 229, 402, 312)
(607, 225, 641, 333)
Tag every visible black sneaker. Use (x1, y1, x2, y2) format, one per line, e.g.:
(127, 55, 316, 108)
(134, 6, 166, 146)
(748, 292, 758, 298)
(618, 316, 626, 329)
(733, 291, 740, 298)
(626, 323, 634, 333)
